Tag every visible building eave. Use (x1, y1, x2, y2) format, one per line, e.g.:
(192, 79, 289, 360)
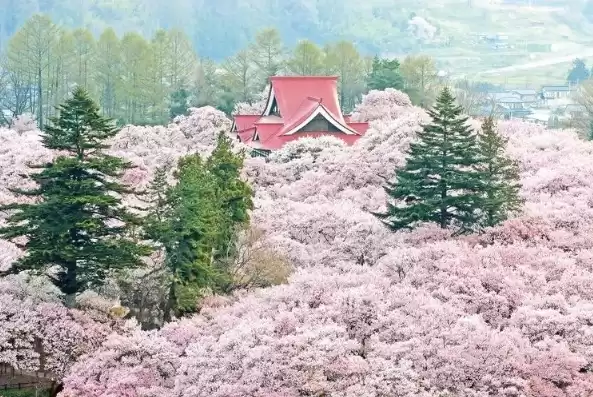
(263, 86, 275, 116)
(282, 105, 358, 136)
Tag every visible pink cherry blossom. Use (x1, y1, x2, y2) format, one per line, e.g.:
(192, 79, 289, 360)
(3, 89, 593, 397)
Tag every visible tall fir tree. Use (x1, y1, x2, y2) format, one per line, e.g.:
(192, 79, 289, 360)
(147, 155, 223, 321)
(0, 87, 152, 296)
(141, 162, 173, 241)
(375, 87, 483, 232)
(476, 117, 523, 227)
(206, 133, 253, 257)
(144, 135, 254, 319)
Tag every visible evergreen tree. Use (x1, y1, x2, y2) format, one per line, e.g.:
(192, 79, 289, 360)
(148, 155, 223, 321)
(0, 87, 151, 296)
(142, 162, 173, 240)
(169, 88, 190, 119)
(567, 58, 589, 85)
(476, 117, 523, 227)
(375, 87, 483, 232)
(206, 133, 253, 257)
(367, 56, 404, 91)
(145, 134, 254, 319)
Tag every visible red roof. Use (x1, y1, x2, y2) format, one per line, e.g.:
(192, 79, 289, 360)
(233, 115, 260, 131)
(231, 76, 369, 151)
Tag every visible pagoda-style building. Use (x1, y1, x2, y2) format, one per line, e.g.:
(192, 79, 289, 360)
(231, 76, 369, 155)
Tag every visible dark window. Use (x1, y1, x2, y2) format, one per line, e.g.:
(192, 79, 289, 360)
(297, 114, 341, 132)
(270, 98, 280, 116)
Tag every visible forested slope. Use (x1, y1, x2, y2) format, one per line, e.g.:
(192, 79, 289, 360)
(2, 0, 592, 61)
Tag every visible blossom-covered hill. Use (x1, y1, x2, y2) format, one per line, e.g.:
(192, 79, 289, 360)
(2, 89, 593, 396)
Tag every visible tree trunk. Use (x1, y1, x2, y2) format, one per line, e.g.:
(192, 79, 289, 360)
(49, 381, 63, 397)
(62, 261, 78, 305)
(37, 66, 43, 127)
(163, 281, 176, 322)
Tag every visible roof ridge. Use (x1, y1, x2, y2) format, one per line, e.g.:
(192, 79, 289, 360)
(270, 76, 339, 80)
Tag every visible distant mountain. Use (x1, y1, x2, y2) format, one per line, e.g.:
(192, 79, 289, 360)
(1, 0, 591, 74)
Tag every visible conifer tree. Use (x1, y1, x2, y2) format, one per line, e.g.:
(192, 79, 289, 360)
(375, 87, 483, 232)
(476, 117, 523, 227)
(0, 87, 152, 296)
(142, 163, 173, 242)
(142, 134, 253, 320)
(206, 133, 253, 257)
(169, 88, 190, 120)
(148, 155, 223, 321)
(367, 56, 404, 91)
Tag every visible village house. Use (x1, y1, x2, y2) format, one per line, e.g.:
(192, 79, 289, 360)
(510, 89, 538, 105)
(231, 76, 369, 156)
(540, 84, 571, 100)
(489, 92, 526, 110)
(476, 91, 533, 119)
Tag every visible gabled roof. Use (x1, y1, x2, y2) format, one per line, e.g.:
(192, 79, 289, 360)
(277, 97, 358, 136)
(237, 127, 256, 143)
(233, 115, 260, 131)
(511, 89, 537, 96)
(263, 76, 344, 122)
(232, 75, 369, 151)
(541, 85, 570, 91)
(489, 92, 521, 102)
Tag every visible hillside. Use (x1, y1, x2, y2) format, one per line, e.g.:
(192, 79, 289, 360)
(2, 0, 592, 81)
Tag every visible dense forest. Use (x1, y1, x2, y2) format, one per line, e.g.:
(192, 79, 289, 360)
(0, 0, 433, 59)
(0, 14, 442, 127)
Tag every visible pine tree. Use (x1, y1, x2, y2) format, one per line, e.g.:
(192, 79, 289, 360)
(153, 155, 223, 321)
(0, 87, 152, 296)
(205, 133, 253, 293)
(206, 133, 253, 253)
(476, 117, 523, 227)
(143, 135, 253, 320)
(375, 87, 483, 232)
(367, 56, 404, 91)
(142, 162, 173, 242)
(169, 88, 190, 119)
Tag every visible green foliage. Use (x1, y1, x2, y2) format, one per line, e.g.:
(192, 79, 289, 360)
(207, 133, 254, 258)
(0, 389, 50, 397)
(0, 87, 152, 296)
(1, 13, 434, 125)
(169, 88, 190, 119)
(287, 40, 325, 76)
(150, 154, 222, 318)
(144, 135, 253, 319)
(249, 28, 284, 89)
(0, 15, 198, 127)
(324, 41, 365, 111)
(375, 87, 483, 233)
(367, 56, 404, 91)
(567, 58, 589, 84)
(400, 55, 439, 107)
(475, 117, 523, 227)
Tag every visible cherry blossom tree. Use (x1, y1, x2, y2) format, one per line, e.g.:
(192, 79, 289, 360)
(4, 92, 593, 397)
(0, 275, 117, 378)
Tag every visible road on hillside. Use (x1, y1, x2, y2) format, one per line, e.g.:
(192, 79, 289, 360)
(477, 49, 593, 75)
